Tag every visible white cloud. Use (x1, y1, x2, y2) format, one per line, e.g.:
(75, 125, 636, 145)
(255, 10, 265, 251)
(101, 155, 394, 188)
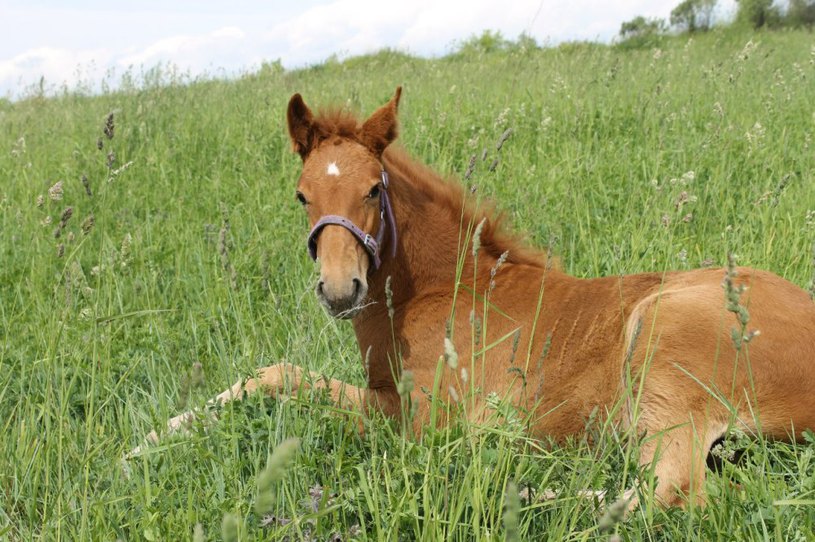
(117, 26, 248, 70)
(0, 46, 113, 95)
(0, 1, 740, 99)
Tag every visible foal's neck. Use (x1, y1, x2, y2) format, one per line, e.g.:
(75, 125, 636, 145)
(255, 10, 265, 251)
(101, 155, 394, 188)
(370, 149, 496, 307)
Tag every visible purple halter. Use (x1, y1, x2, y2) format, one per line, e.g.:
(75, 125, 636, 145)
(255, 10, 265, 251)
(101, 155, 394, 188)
(307, 170, 397, 270)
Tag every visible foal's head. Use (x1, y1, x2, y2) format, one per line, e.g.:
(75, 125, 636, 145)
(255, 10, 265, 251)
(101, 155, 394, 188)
(287, 88, 401, 319)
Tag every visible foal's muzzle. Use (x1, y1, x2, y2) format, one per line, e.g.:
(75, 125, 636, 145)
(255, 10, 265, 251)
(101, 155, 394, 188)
(316, 275, 368, 319)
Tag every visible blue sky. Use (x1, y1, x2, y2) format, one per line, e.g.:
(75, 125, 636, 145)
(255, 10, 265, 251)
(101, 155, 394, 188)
(0, 0, 737, 99)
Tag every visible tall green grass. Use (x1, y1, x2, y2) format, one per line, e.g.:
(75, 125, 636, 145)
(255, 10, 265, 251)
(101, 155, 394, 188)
(1, 27, 814, 540)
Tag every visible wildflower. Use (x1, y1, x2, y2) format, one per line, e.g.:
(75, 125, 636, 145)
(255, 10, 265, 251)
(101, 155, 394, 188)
(36, 194, 44, 207)
(10, 137, 25, 157)
(713, 102, 724, 118)
(540, 116, 552, 130)
(494, 107, 510, 128)
(738, 39, 757, 62)
(746, 122, 765, 147)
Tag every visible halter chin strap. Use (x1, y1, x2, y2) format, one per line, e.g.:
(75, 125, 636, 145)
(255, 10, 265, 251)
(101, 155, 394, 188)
(306, 170, 397, 270)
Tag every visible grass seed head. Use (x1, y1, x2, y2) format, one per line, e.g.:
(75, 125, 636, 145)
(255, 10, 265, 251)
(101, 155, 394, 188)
(104, 113, 115, 139)
(496, 128, 513, 151)
(503, 480, 521, 542)
(255, 437, 301, 515)
(385, 275, 394, 320)
(397, 370, 414, 397)
(81, 213, 95, 235)
(192, 523, 205, 542)
(448, 385, 459, 403)
(59, 206, 73, 227)
(464, 153, 477, 181)
(48, 180, 64, 201)
(444, 337, 459, 369)
(81, 174, 92, 197)
(472, 217, 486, 258)
(221, 513, 240, 542)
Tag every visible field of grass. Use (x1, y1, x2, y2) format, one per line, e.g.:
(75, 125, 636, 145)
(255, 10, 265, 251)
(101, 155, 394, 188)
(1, 27, 815, 541)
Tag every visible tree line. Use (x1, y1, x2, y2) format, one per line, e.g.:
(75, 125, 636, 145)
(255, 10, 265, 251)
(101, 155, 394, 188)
(620, 0, 815, 46)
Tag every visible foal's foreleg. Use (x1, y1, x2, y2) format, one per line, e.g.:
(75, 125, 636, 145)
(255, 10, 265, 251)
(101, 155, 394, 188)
(128, 363, 368, 457)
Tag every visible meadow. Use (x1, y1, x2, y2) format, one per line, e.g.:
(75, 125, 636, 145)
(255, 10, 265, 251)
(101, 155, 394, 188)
(1, 27, 814, 541)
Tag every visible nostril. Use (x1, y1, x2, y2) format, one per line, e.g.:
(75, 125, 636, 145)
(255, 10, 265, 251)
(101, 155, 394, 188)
(317, 280, 325, 296)
(352, 278, 362, 296)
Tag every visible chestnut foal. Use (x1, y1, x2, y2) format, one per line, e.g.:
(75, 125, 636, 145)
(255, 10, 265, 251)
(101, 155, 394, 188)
(133, 88, 815, 508)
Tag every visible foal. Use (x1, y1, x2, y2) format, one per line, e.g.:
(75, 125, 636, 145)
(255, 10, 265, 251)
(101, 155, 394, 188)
(136, 88, 815, 508)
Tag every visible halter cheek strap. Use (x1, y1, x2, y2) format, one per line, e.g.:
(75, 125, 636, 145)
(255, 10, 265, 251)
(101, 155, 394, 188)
(306, 170, 397, 271)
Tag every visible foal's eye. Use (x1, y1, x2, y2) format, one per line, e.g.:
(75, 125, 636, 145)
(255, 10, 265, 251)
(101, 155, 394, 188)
(367, 184, 381, 200)
(296, 192, 308, 206)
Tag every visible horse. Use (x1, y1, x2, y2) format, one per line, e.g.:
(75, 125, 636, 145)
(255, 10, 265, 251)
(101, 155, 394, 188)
(132, 87, 815, 508)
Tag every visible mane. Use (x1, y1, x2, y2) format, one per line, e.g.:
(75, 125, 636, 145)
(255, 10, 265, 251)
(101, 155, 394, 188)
(311, 108, 365, 147)
(382, 146, 555, 270)
(311, 107, 557, 270)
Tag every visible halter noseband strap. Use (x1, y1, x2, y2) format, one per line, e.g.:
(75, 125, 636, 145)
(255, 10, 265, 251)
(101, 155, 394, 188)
(306, 170, 397, 270)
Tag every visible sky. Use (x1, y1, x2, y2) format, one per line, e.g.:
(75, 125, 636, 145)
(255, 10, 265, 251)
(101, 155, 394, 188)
(0, 0, 737, 99)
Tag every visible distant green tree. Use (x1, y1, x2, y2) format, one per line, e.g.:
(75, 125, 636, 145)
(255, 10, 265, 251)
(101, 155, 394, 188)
(670, 0, 718, 32)
(620, 15, 665, 40)
(456, 30, 510, 56)
(787, 0, 815, 27)
(735, 0, 782, 28)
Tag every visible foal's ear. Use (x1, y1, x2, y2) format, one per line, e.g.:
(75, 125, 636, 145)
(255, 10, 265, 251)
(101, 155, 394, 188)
(287, 93, 315, 160)
(359, 86, 402, 157)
